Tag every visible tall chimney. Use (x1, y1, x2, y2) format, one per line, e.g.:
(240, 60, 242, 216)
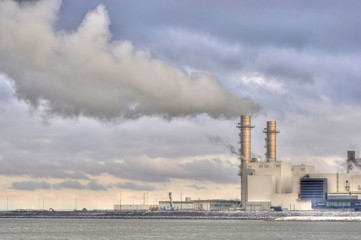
(237, 115, 254, 208)
(263, 121, 280, 162)
(237, 115, 254, 168)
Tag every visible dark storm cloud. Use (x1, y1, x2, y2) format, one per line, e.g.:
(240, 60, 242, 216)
(182, 159, 238, 184)
(115, 182, 157, 191)
(0, 157, 89, 180)
(11, 180, 51, 191)
(10, 179, 107, 191)
(87, 0, 361, 52)
(187, 184, 207, 190)
(86, 180, 107, 191)
(53, 180, 85, 190)
(12, 155, 238, 184)
(53, 180, 107, 191)
(0, 100, 240, 183)
(252, 51, 315, 84)
(83, 157, 239, 184)
(1, 99, 240, 185)
(52, 0, 361, 109)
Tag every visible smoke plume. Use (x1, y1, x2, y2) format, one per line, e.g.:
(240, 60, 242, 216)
(207, 135, 239, 156)
(0, 1, 261, 122)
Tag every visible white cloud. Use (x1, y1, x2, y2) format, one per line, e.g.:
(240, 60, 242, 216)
(1, 0, 361, 210)
(0, 0, 260, 122)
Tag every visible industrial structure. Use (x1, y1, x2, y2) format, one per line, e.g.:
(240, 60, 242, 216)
(263, 121, 279, 162)
(114, 115, 361, 212)
(236, 115, 254, 210)
(238, 115, 361, 211)
(114, 204, 158, 211)
(159, 198, 240, 211)
(114, 197, 240, 212)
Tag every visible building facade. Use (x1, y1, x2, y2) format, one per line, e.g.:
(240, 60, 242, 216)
(159, 199, 240, 211)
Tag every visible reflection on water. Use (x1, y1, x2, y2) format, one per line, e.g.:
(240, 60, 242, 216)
(0, 218, 360, 240)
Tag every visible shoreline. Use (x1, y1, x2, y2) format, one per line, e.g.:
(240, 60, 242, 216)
(2, 210, 361, 222)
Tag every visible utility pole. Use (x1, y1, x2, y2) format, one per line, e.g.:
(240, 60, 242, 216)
(7, 197, 8, 211)
(180, 192, 183, 211)
(119, 192, 121, 211)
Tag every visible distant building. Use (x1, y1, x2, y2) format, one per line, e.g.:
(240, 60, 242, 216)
(159, 198, 240, 211)
(238, 115, 361, 211)
(113, 199, 240, 212)
(114, 204, 158, 211)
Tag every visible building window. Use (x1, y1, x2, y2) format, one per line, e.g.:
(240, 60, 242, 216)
(326, 201, 351, 207)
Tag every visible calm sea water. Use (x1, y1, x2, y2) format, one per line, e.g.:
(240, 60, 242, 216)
(0, 218, 360, 240)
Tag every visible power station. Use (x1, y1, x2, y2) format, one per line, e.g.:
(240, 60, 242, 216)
(114, 115, 361, 212)
(238, 115, 361, 211)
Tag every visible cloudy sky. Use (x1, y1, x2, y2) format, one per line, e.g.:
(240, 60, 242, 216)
(0, 0, 360, 210)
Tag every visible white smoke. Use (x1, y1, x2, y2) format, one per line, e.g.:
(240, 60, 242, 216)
(0, 0, 261, 121)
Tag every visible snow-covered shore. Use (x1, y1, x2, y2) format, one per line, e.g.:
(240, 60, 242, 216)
(275, 216, 361, 222)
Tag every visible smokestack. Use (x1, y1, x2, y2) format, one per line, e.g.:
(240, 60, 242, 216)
(237, 115, 254, 208)
(263, 121, 280, 162)
(237, 115, 254, 168)
(347, 150, 356, 173)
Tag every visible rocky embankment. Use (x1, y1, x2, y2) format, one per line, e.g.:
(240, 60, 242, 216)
(1, 210, 361, 221)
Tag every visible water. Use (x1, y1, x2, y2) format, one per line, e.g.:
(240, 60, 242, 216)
(0, 218, 361, 240)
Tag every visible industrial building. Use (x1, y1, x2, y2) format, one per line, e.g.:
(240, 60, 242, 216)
(114, 196, 240, 212)
(159, 198, 240, 212)
(114, 115, 361, 212)
(114, 204, 158, 211)
(238, 115, 361, 211)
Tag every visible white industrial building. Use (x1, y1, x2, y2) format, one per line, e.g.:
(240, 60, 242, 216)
(245, 161, 315, 210)
(159, 198, 240, 211)
(238, 115, 361, 211)
(114, 204, 158, 211)
(114, 198, 240, 212)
